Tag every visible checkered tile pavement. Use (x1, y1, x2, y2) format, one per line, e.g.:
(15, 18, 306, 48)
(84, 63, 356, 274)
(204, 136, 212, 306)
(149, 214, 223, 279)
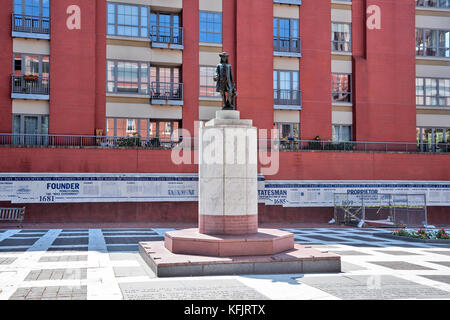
(0, 227, 449, 300)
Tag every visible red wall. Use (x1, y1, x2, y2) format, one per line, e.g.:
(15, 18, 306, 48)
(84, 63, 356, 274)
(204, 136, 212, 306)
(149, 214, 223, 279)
(95, 0, 106, 133)
(50, 0, 98, 135)
(353, 0, 417, 143)
(182, 0, 199, 136)
(0, 147, 448, 181)
(235, 0, 274, 131)
(299, 0, 332, 141)
(0, 1, 12, 133)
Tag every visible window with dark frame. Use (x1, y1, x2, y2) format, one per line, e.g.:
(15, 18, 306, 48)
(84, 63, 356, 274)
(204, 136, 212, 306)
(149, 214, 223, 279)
(107, 3, 149, 38)
(331, 22, 352, 52)
(273, 17, 300, 53)
(331, 73, 352, 103)
(332, 125, 352, 142)
(416, 28, 450, 58)
(199, 66, 220, 98)
(107, 60, 150, 94)
(150, 12, 182, 45)
(150, 65, 182, 100)
(416, 77, 450, 106)
(273, 70, 300, 105)
(199, 11, 222, 43)
(416, 0, 450, 8)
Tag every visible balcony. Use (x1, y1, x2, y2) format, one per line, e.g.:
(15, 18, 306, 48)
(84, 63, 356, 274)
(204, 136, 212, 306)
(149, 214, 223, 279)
(150, 26, 184, 50)
(274, 0, 302, 5)
(274, 89, 302, 110)
(150, 82, 183, 106)
(274, 36, 301, 57)
(11, 75, 49, 100)
(12, 14, 50, 40)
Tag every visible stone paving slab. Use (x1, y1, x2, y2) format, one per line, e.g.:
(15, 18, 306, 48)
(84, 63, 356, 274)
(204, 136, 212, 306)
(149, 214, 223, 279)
(375, 250, 421, 256)
(0, 257, 17, 265)
(425, 250, 450, 256)
(39, 255, 88, 262)
(107, 245, 139, 252)
(426, 261, 450, 268)
(10, 233, 45, 238)
(297, 275, 450, 300)
(24, 268, 87, 281)
(367, 261, 435, 270)
(104, 236, 164, 244)
(113, 266, 148, 278)
(328, 250, 372, 256)
(0, 238, 39, 246)
(119, 279, 269, 300)
(47, 247, 88, 252)
(51, 237, 89, 246)
(419, 275, 450, 285)
(9, 286, 87, 300)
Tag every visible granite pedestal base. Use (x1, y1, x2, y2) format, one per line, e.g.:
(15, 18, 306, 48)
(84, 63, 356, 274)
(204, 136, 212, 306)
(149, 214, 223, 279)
(139, 229, 341, 277)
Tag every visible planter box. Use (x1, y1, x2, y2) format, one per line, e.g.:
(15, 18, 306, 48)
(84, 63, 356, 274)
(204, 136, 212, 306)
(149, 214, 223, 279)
(377, 233, 450, 244)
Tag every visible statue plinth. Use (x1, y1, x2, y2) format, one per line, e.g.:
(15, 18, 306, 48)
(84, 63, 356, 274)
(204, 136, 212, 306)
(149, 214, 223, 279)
(138, 112, 341, 277)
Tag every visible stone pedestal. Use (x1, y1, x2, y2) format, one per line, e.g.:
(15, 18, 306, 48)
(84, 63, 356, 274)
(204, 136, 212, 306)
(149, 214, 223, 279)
(139, 110, 341, 277)
(198, 110, 258, 235)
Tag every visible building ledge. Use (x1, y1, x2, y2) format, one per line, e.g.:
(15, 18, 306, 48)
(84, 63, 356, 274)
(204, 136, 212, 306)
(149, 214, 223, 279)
(151, 99, 184, 106)
(11, 93, 49, 100)
(274, 105, 302, 111)
(274, 52, 302, 58)
(107, 93, 150, 99)
(151, 42, 184, 50)
(199, 42, 222, 48)
(12, 31, 50, 40)
(274, 0, 302, 5)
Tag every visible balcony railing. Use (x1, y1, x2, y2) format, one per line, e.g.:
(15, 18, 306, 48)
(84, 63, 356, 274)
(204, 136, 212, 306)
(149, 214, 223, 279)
(258, 139, 450, 153)
(12, 14, 50, 35)
(1, 134, 450, 154)
(274, 89, 302, 106)
(0, 134, 187, 150)
(150, 25, 184, 46)
(151, 82, 183, 101)
(12, 75, 49, 96)
(274, 36, 301, 54)
(274, 0, 302, 5)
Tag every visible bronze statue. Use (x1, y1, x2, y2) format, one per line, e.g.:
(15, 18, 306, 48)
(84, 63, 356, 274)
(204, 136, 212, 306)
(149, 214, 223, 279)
(214, 52, 237, 110)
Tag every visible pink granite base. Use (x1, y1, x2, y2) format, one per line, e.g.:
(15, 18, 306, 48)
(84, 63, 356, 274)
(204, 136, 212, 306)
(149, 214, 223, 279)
(139, 240, 341, 277)
(165, 228, 294, 257)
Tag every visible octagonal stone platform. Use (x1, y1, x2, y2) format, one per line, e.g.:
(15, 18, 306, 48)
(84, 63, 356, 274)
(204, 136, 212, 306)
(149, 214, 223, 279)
(164, 228, 294, 257)
(139, 240, 341, 277)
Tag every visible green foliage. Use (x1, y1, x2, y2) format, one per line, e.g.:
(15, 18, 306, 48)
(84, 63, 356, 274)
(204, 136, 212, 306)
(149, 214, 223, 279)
(392, 228, 449, 240)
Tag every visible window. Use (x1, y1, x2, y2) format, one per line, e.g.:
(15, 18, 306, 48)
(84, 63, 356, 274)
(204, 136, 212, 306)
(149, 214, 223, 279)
(273, 18, 300, 53)
(12, 53, 49, 95)
(107, 3, 149, 38)
(276, 123, 300, 139)
(150, 66, 182, 100)
(332, 73, 352, 103)
(332, 23, 351, 52)
(199, 12, 222, 43)
(332, 125, 352, 142)
(12, 114, 49, 145)
(200, 66, 220, 97)
(107, 118, 149, 137)
(416, 77, 450, 106)
(417, 127, 450, 152)
(416, 28, 450, 58)
(107, 60, 150, 94)
(150, 12, 182, 44)
(273, 70, 300, 105)
(14, 0, 50, 17)
(416, 0, 450, 8)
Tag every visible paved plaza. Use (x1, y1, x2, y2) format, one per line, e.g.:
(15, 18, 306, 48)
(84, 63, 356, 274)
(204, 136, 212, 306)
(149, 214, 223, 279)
(0, 227, 449, 300)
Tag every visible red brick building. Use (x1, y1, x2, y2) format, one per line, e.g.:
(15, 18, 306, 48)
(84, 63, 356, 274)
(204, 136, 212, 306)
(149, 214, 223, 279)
(0, 0, 449, 224)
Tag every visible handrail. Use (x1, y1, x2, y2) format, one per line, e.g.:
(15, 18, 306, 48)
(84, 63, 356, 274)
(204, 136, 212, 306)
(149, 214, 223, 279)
(0, 133, 449, 153)
(12, 14, 50, 34)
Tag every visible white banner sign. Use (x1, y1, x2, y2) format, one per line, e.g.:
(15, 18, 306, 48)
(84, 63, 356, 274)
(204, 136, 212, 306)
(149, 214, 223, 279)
(0, 174, 449, 207)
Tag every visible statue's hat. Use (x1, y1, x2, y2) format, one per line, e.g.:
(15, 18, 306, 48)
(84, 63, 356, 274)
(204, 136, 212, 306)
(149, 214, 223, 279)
(219, 52, 230, 57)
